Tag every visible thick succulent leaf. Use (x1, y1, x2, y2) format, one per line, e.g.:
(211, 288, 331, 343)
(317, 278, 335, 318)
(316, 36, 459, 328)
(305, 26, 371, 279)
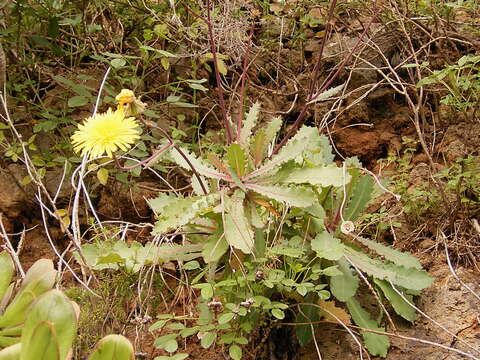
(353, 235, 422, 269)
(226, 143, 246, 177)
(0, 260, 56, 328)
(374, 279, 416, 322)
(244, 183, 315, 208)
(169, 146, 229, 180)
(0, 252, 14, 302)
(21, 322, 60, 360)
(20, 290, 77, 360)
(223, 191, 254, 254)
(88, 334, 134, 360)
(311, 232, 345, 260)
(0, 343, 21, 360)
(346, 298, 390, 357)
(330, 258, 359, 302)
(344, 248, 433, 290)
(281, 165, 350, 187)
(246, 126, 317, 180)
(239, 102, 260, 148)
(152, 194, 220, 234)
(0, 336, 19, 348)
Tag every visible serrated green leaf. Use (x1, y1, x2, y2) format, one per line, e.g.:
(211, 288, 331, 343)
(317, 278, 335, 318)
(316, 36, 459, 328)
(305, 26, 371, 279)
(152, 194, 219, 234)
(169, 147, 229, 180)
(352, 236, 422, 269)
(344, 248, 433, 290)
(311, 232, 345, 260)
(307, 83, 345, 104)
(245, 183, 315, 208)
(346, 298, 390, 357)
(374, 279, 416, 322)
(281, 165, 350, 187)
(226, 144, 246, 177)
(330, 258, 359, 302)
(224, 191, 254, 254)
(247, 126, 317, 179)
(239, 103, 260, 149)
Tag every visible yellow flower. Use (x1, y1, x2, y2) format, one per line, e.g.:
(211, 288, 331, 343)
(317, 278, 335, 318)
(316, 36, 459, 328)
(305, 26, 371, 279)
(71, 108, 141, 159)
(115, 89, 146, 117)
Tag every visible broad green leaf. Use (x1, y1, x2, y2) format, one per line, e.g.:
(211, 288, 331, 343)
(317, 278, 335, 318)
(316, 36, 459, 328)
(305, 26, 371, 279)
(20, 290, 77, 360)
(89, 335, 134, 360)
(271, 309, 285, 319)
(345, 248, 433, 290)
(239, 103, 260, 148)
(344, 175, 374, 221)
(330, 258, 359, 302)
(200, 332, 216, 348)
(247, 126, 317, 179)
(164, 339, 178, 353)
(154, 334, 178, 349)
(0, 252, 14, 301)
(281, 165, 350, 187)
(224, 191, 254, 254)
(226, 144, 246, 177)
(169, 147, 229, 180)
(67, 96, 89, 107)
(346, 298, 390, 357)
(311, 232, 345, 261)
(352, 236, 422, 269)
(229, 344, 242, 360)
(96, 168, 109, 185)
(374, 279, 416, 322)
(110, 58, 126, 68)
(152, 194, 219, 234)
(202, 236, 229, 263)
(244, 183, 315, 208)
(218, 312, 235, 325)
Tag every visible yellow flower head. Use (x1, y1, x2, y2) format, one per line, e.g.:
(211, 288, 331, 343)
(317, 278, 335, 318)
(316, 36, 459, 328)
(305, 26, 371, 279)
(71, 108, 141, 159)
(115, 89, 146, 117)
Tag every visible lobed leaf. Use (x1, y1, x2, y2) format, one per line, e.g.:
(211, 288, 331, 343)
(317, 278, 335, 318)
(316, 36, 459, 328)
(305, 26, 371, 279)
(281, 165, 350, 187)
(239, 103, 260, 149)
(244, 183, 315, 208)
(330, 258, 359, 302)
(152, 194, 220, 234)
